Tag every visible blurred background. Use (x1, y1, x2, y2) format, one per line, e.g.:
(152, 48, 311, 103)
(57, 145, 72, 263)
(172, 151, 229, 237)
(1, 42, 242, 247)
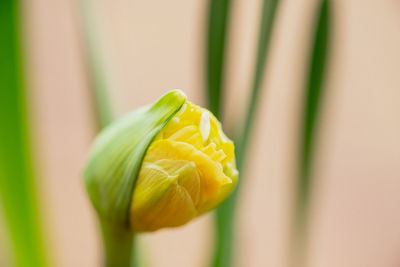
(1, 0, 400, 267)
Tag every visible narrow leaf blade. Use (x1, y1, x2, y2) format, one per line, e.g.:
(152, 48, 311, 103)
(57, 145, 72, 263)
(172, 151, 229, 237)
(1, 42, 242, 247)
(78, 0, 114, 130)
(0, 1, 48, 266)
(210, 1, 280, 266)
(289, 1, 331, 266)
(206, 0, 232, 118)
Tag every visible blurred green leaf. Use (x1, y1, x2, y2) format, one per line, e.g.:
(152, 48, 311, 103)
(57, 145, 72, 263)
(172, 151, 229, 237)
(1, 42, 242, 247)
(235, 0, 280, 174)
(289, 1, 331, 266)
(210, 1, 280, 266)
(298, 0, 330, 221)
(205, 2, 232, 265)
(78, 0, 114, 130)
(206, 0, 232, 118)
(0, 1, 48, 267)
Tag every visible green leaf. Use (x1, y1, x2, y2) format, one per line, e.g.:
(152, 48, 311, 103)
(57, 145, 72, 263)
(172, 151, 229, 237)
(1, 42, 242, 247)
(288, 1, 331, 266)
(0, 1, 48, 266)
(206, 0, 232, 118)
(210, 1, 280, 266)
(78, 0, 114, 130)
(205, 2, 233, 265)
(235, 0, 280, 174)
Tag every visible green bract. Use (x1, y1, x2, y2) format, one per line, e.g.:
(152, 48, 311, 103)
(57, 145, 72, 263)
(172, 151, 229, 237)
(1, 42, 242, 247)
(83, 90, 186, 226)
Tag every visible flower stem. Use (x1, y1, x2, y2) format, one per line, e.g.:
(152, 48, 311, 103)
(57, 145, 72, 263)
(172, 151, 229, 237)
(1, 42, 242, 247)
(100, 219, 135, 267)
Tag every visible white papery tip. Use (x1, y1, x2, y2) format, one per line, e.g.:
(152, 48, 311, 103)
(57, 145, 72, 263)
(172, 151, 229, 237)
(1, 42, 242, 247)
(199, 111, 211, 143)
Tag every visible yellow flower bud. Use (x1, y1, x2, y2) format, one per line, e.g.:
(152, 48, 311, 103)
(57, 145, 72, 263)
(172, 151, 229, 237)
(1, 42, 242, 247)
(83, 90, 238, 232)
(131, 102, 238, 231)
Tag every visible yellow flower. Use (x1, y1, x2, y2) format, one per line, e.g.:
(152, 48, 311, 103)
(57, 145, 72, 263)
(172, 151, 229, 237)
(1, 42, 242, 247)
(131, 102, 238, 231)
(83, 90, 238, 232)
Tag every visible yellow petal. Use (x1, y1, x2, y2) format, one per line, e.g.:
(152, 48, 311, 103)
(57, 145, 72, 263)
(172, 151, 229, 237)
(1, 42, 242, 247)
(131, 160, 200, 231)
(168, 126, 203, 149)
(144, 139, 231, 211)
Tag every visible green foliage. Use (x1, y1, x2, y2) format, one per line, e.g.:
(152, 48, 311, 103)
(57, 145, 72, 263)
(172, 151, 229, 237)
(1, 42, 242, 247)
(206, 0, 232, 118)
(289, 1, 331, 266)
(78, 0, 114, 130)
(208, 1, 280, 266)
(205, 2, 233, 264)
(298, 0, 330, 210)
(0, 1, 48, 266)
(235, 0, 280, 172)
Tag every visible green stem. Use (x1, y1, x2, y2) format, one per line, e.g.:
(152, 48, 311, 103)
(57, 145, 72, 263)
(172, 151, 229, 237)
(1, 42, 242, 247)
(100, 219, 135, 267)
(212, 197, 235, 267)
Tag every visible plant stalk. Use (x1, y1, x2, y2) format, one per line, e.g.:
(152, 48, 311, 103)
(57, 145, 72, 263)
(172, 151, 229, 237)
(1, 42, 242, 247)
(100, 219, 135, 267)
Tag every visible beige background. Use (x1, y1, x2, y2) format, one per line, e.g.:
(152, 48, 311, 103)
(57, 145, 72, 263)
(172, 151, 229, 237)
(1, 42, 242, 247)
(1, 0, 399, 266)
